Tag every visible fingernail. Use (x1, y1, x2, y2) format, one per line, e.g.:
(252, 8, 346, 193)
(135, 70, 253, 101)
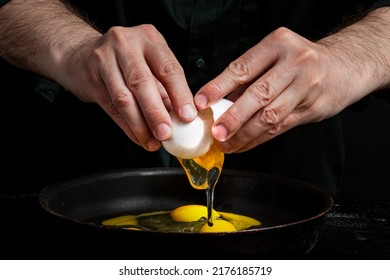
(181, 103, 197, 120)
(156, 123, 172, 140)
(212, 124, 229, 141)
(194, 94, 207, 109)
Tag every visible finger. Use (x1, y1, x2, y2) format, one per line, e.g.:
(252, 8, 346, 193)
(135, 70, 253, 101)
(155, 78, 173, 112)
(116, 45, 173, 142)
(225, 84, 248, 102)
(212, 64, 296, 142)
(219, 80, 307, 153)
(234, 108, 302, 153)
(143, 28, 197, 122)
(99, 53, 162, 150)
(194, 34, 279, 110)
(93, 81, 160, 150)
(217, 112, 272, 154)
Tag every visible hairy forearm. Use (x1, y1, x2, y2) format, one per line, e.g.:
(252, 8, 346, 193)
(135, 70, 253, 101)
(319, 7, 390, 98)
(0, 0, 101, 81)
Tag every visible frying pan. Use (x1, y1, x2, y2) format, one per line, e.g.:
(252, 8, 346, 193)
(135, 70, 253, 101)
(39, 167, 333, 259)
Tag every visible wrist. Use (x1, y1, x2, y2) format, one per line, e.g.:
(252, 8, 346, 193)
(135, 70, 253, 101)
(318, 7, 390, 96)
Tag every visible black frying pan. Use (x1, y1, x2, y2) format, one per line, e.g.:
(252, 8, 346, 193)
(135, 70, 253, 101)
(39, 167, 333, 259)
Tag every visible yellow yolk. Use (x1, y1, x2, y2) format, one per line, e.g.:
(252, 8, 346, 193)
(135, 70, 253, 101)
(200, 219, 237, 233)
(170, 204, 220, 222)
(101, 215, 138, 226)
(101, 204, 261, 233)
(219, 211, 262, 230)
(177, 140, 224, 190)
(191, 140, 224, 171)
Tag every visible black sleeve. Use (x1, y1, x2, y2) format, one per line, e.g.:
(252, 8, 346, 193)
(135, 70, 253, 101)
(0, 0, 11, 8)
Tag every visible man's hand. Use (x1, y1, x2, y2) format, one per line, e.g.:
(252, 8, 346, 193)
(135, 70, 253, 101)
(194, 7, 390, 153)
(0, 0, 197, 151)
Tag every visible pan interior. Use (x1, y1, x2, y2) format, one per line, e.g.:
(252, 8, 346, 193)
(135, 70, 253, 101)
(39, 168, 333, 231)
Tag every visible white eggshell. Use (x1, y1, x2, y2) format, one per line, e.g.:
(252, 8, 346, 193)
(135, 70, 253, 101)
(162, 99, 233, 159)
(210, 98, 233, 121)
(162, 111, 212, 159)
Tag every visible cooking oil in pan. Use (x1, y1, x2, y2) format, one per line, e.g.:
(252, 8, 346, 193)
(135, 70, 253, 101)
(101, 204, 261, 233)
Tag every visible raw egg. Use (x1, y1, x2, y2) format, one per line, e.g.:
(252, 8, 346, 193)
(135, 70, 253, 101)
(170, 204, 220, 222)
(100, 204, 261, 233)
(199, 219, 237, 233)
(162, 99, 233, 226)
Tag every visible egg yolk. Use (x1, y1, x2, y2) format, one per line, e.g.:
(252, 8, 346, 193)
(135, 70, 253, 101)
(177, 139, 224, 190)
(200, 219, 237, 233)
(101, 204, 261, 233)
(218, 211, 262, 230)
(101, 215, 137, 226)
(170, 204, 220, 222)
(191, 140, 224, 171)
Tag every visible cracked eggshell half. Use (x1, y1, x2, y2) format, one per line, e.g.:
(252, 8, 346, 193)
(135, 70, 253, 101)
(162, 99, 233, 159)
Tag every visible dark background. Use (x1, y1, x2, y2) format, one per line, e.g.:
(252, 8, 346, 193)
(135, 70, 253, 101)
(338, 94, 390, 201)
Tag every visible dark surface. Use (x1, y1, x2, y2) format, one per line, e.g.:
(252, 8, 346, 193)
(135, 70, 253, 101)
(311, 200, 390, 259)
(1, 191, 389, 260)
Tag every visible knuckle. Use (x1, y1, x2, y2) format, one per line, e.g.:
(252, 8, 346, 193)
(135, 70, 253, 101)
(106, 102, 122, 118)
(138, 24, 159, 36)
(247, 80, 274, 106)
(271, 27, 293, 42)
(107, 24, 162, 46)
(267, 27, 296, 49)
(227, 59, 251, 86)
(139, 24, 168, 46)
(127, 69, 150, 89)
(270, 27, 320, 66)
(105, 26, 128, 45)
(159, 60, 184, 79)
(259, 107, 279, 126)
(267, 124, 282, 136)
(106, 26, 124, 37)
(110, 90, 132, 111)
